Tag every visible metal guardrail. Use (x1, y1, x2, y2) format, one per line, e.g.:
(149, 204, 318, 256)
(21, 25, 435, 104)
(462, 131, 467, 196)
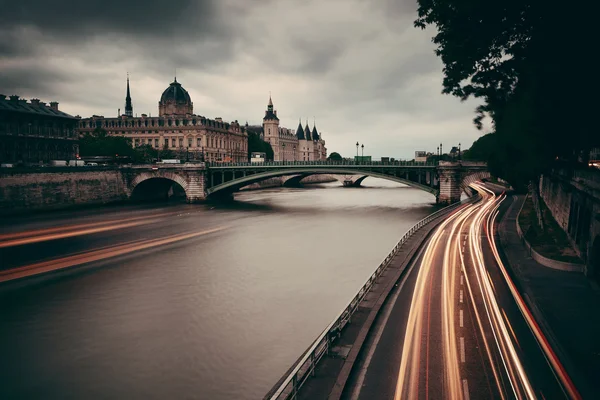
(266, 194, 481, 400)
(207, 160, 437, 168)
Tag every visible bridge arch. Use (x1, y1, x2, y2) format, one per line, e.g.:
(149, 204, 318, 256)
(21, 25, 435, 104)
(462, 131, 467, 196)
(207, 168, 437, 197)
(130, 171, 188, 201)
(460, 171, 492, 195)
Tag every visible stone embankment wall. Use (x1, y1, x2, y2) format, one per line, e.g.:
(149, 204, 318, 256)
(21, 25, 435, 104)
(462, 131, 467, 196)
(240, 174, 337, 190)
(539, 171, 600, 277)
(0, 169, 128, 213)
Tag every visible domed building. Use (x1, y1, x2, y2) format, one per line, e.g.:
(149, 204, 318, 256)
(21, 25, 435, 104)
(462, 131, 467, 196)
(77, 76, 248, 162)
(159, 78, 193, 116)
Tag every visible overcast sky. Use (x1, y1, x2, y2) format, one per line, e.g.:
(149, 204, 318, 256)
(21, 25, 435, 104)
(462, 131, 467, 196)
(0, 0, 489, 159)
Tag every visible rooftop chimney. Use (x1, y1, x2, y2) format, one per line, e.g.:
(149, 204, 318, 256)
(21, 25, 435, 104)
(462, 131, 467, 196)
(0, 94, 6, 101)
(9, 95, 19, 102)
(49, 101, 59, 110)
(30, 98, 40, 106)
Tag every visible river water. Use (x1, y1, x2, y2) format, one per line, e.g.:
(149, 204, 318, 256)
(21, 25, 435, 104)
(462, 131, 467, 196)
(0, 178, 436, 399)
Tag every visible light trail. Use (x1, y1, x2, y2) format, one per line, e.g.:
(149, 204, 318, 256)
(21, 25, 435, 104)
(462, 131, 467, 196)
(0, 210, 187, 248)
(486, 197, 582, 400)
(394, 201, 477, 399)
(393, 182, 579, 400)
(0, 226, 227, 283)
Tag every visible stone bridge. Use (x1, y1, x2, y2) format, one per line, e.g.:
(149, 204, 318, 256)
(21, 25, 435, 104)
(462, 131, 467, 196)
(125, 160, 488, 205)
(0, 161, 489, 212)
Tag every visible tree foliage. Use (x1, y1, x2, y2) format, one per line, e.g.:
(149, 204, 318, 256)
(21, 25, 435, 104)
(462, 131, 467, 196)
(415, 0, 596, 190)
(247, 131, 274, 161)
(327, 152, 343, 161)
(79, 128, 134, 158)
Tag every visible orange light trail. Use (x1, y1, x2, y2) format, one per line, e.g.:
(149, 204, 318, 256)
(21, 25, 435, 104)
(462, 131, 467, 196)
(0, 226, 227, 283)
(393, 183, 579, 400)
(0, 210, 188, 248)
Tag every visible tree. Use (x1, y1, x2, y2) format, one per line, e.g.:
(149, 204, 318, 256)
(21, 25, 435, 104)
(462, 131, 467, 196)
(79, 128, 134, 158)
(247, 131, 274, 161)
(327, 152, 343, 161)
(415, 0, 597, 190)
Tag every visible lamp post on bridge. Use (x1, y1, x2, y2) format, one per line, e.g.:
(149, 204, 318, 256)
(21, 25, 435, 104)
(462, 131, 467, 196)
(356, 141, 359, 161)
(361, 144, 364, 158)
(282, 142, 286, 162)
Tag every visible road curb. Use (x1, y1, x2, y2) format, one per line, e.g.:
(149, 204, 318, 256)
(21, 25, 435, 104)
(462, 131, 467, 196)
(514, 195, 584, 272)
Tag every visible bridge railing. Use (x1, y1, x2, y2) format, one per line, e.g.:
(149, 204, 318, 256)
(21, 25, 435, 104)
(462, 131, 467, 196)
(206, 160, 438, 168)
(265, 194, 481, 400)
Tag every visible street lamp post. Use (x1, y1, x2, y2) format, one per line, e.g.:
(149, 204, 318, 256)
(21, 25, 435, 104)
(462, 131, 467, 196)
(356, 142, 359, 160)
(282, 142, 286, 162)
(361, 144, 364, 158)
(458, 142, 461, 160)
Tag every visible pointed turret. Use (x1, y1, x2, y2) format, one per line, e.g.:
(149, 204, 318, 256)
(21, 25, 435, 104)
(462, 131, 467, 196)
(263, 95, 279, 121)
(125, 74, 133, 117)
(311, 122, 319, 141)
(304, 120, 312, 140)
(296, 118, 305, 140)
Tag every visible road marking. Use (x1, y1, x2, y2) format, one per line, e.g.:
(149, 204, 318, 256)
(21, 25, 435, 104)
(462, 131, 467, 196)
(460, 309, 464, 327)
(460, 290, 463, 303)
(460, 337, 465, 362)
(463, 379, 470, 400)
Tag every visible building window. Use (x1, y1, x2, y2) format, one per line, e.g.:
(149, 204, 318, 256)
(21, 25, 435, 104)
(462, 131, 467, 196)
(188, 137, 192, 147)
(179, 138, 183, 147)
(154, 139, 159, 147)
(197, 138, 201, 147)
(164, 138, 168, 147)
(172, 138, 176, 147)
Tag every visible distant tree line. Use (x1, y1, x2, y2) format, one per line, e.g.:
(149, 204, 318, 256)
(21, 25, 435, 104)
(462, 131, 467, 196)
(416, 0, 596, 191)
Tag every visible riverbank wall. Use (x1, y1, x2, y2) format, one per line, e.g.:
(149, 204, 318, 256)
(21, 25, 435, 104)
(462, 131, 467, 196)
(240, 174, 338, 191)
(0, 169, 128, 213)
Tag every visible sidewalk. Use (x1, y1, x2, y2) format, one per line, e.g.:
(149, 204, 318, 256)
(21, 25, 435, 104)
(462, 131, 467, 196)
(498, 194, 600, 397)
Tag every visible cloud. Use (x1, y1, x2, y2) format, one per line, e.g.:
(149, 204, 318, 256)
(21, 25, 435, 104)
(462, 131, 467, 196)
(0, 0, 486, 158)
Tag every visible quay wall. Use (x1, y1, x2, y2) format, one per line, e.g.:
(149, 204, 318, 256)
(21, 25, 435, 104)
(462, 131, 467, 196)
(539, 170, 600, 277)
(0, 169, 128, 213)
(240, 174, 337, 191)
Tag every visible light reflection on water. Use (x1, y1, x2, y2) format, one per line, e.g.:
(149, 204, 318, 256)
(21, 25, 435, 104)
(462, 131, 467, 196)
(0, 178, 436, 399)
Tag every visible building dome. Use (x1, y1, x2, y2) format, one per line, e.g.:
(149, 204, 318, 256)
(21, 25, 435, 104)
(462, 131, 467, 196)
(160, 79, 191, 103)
(158, 78, 193, 116)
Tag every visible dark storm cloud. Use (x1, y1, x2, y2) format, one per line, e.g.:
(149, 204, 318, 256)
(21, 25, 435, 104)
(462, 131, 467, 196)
(0, 0, 485, 157)
(0, 0, 217, 39)
(0, 64, 68, 97)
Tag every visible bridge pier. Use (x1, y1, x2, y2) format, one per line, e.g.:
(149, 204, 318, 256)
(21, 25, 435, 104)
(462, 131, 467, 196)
(186, 174, 206, 203)
(437, 164, 462, 205)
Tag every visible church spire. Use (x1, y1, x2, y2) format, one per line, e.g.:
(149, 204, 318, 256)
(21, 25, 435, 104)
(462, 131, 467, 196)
(125, 73, 133, 117)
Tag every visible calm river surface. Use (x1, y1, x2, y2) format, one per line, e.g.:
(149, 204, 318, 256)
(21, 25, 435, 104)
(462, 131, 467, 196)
(0, 178, 436, 399)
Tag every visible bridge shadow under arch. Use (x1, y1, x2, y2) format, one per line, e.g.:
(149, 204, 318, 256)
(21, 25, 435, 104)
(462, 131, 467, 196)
(207, 168, 438, 198)
(130, 177, 187, 202)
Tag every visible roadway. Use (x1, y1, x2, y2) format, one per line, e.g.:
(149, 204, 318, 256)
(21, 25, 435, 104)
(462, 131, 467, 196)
(345, 184, 581, 400)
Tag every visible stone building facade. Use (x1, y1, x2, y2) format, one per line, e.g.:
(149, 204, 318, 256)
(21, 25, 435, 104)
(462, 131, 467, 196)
(77, 78, 248, 162)
(260, 97, 327, 161)
(0, 95, 79, 164)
